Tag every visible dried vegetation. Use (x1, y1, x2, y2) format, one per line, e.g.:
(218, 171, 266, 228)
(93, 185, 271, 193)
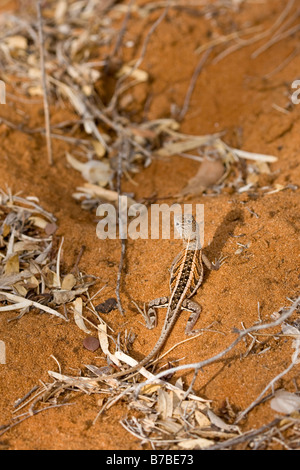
(0, 0, 300, 450)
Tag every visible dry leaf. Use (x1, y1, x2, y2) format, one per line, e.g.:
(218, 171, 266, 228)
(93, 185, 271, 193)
(13, 241, 40, 252)
(281, 323, 300, 338)
(81, 161, 113, 187)
(140, 383, 162, 394)
(180, 158, 225, 196)
(26, 275, 39, 289)
(5, 254, 19, 275)
(179, 437, 214, 450)
(0, 271, 33, 289)
(157, 389, 173, 420)
(157, 137, 212, 157)
(233, 148, 277, 163)
(5, 35, 27, 50)
(42, 266, 60, 288)
(29, 216, 48, 229)
(61, 273, 76, 291)
(270, 390, 300, 414)
(98, 323, 121, 367)
(66, 153, 112, 186)
(0, 291, 66, 320)
(92, 140, 107, 158)
(2, 224, 10, 237)
(27, 86, 43, 97)
(157, 417, 182, 434)
(207, 409, 239, 432)
(246, 172, 259, 186)
(53, 290, 75, 305)
(255, 161, 271, 174)
(74, 183, 136, 206)
(73, 297, 91, 333)
(55, 0, 67, 23)
(13, 283, 28, 297)
(195, 410, 211, 428)
(117, 64, 148, 82)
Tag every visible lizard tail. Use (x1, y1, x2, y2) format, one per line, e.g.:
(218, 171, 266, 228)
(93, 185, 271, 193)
(107, 309, 179, 379)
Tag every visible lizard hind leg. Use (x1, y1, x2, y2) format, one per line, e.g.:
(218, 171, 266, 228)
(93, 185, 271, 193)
(182, 299, 202, 335)
(146, 296, 169, 329)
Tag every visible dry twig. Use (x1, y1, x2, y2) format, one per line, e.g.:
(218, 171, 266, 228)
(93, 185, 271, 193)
(36, 1, 53, 166)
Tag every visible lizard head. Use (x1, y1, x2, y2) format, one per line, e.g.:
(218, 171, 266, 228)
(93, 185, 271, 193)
(174, 214, 199, 242)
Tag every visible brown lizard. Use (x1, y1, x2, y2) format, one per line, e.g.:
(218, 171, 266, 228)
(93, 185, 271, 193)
(106, 214, 221, 379)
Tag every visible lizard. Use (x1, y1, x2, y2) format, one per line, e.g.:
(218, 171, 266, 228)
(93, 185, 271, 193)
(105, 214, 221, 379)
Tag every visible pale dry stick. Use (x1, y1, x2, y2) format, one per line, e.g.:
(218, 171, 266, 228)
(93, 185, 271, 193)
(118, 325, 222, 382)
(235, 340, 300, 424)
(194, 25, 263, 55)
(116, 222, 126, 317)
(115, 141, 131, 317)
(0, 291, 67, 320)
(88, 101, 152, 161)
(178, 48, 212, 121)
(0, 403, 74, 438)
(0, 116, 92, 147)
(11, 194, 56, 223)
(253, 23, 300, 61)
(92, 385, 136, 424)
(206, 418, 282, 451)
(107, 1, 169, 112)
(252, 4, 300, 59)
(211, 0, 296, 64)
(50, 354, 62, 374)
(84, 288, 116, 334)
(5, 92, 42, 104)
(111, 0, 135, 57)
(56, 236, 64, 289)
(36, 1, 53, 166)
(99, 349, 208, 404)
(130, 1, 170, 73)
(241, 322, 259, 359)
(152, 323, 225, 364)
(71, 245, 86, 275)
(86, 285, 106, 303)
(121, 417, 188, 447)
(263, 46, 300, 78)
(13, 386, 39, 409)
(120, 418, 150, 444)
(272, 436, 292, 451)
(134, 297, 300, 396)
(12, 386, 47, 415)
(73, 307, 113, 339)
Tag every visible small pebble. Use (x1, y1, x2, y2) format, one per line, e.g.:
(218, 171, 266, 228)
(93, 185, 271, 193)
(45, 222, 58, 235)
(83, 336, 100, 352)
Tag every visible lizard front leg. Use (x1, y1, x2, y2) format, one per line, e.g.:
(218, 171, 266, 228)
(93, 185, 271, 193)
(202, 253, 226, 271)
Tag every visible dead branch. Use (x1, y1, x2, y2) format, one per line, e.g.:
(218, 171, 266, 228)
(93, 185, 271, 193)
(134, 297, 300, 394)
(36, 0, 53, 166)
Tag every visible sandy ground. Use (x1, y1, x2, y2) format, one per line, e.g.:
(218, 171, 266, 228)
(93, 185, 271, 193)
(0, 0, 300, 450)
